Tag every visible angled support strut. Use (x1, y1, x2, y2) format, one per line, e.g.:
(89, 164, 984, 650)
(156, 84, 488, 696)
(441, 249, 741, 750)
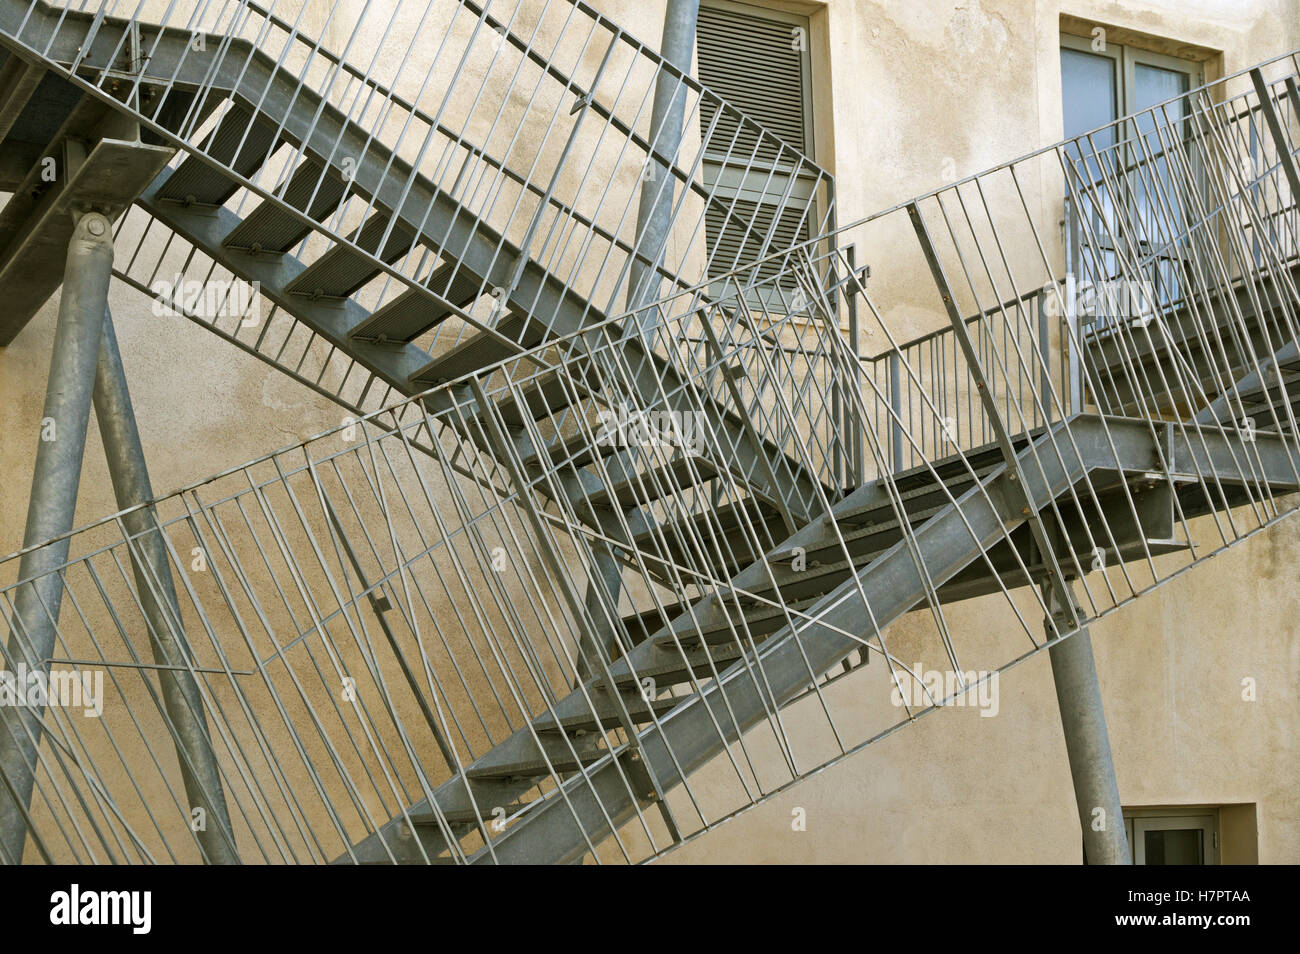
(0, 212, 113, 864)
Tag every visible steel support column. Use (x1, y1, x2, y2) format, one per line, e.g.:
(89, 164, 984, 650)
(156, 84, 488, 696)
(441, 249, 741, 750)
(626, 0, 700, 315)
(0, 211, 113, 864)
(583, 0, 701, 678)
(1044, 584, 1130, 865)
(92, 310, 239, 864)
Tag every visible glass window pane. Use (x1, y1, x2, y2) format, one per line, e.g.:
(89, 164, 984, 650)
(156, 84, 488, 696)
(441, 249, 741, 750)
(1062, 48, 1119, 138)
(1132, 64, 1192, 310)
(1144, 828, 1205, 865)
(1135, 63, 1190, 113)
(1061, 48, 1119, 178)
(1134, 64, 1190, 149)
(1061, 47, 1122, 313)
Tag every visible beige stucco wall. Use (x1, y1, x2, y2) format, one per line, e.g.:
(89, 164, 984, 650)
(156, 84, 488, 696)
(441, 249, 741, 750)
(0, 0, 1297, 863)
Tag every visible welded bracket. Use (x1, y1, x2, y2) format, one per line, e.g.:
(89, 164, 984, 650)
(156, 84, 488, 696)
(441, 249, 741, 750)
(0, 122, 172, 344)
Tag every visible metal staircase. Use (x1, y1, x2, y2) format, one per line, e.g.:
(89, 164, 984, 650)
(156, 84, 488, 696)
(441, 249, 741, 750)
(0, 0, 1298, 864)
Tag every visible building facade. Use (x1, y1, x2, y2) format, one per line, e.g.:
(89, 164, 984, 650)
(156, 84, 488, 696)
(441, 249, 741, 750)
(0, 0, 1296, 864)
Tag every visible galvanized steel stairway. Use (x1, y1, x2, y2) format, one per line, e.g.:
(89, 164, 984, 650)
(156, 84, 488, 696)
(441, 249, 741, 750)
(346, 415, 1300, 864)
(2, 1, 1300, 864)
(0, 0, 830, 518)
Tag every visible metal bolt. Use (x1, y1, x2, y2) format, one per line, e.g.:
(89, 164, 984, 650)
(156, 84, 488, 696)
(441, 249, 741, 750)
(85, 216, 106, 237)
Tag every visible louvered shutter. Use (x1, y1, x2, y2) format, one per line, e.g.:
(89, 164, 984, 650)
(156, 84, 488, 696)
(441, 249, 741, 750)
(695, 1, 815, 294)
(697, 2, 810, 160)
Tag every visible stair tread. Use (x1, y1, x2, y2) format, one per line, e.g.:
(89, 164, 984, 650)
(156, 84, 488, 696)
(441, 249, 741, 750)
(351, 263, 489, 343)
(627, 595, 821, 649)
(155, 104, 279, 207)
(587, 450, 719, 507)
(629, 497, 783, 576)
(406, 777, 531, 826)
(496, 372, 582, 426)
(632, 496, 776, 543)
(607, 642, 746, 687)
(466, 732, 610, 780)
(531, 688, 683, 732)
(409, 313, 544, 386)
(518, 428, 617, 470)
(223, 158, 348, 254)
(286, 212, 415, 299)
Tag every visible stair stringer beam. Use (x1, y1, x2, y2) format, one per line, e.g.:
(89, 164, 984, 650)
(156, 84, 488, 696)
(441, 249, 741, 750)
(1195, 340, 1300, 426)
(333, 417, 1088, 861)
(466, 416, 1300, 863)
(0, 0, 825, 521)
(332, 413, 1295, 862)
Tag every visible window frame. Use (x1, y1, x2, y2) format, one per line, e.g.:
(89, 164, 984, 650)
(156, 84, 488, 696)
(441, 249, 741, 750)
(1123, 806, 1221, 865)
(1060, 33, 1204, 118)
(698, 0, 817, 162)
(1059, 32, 1206, 403)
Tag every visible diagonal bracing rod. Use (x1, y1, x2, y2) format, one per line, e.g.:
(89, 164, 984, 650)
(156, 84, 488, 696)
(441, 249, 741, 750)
(93, 310, 238, 864)
(0, 208, 238, 863)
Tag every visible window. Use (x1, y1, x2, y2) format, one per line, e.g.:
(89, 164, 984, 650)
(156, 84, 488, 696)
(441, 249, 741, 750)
(1123, 808, 1220, 865)
(696, 0, 817, 293)
(1060, 34, 1203, 322)
(1061, 35, 1201, 137)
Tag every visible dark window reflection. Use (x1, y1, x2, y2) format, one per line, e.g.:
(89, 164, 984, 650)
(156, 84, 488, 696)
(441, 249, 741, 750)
(1144, 828, 1204, 865)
